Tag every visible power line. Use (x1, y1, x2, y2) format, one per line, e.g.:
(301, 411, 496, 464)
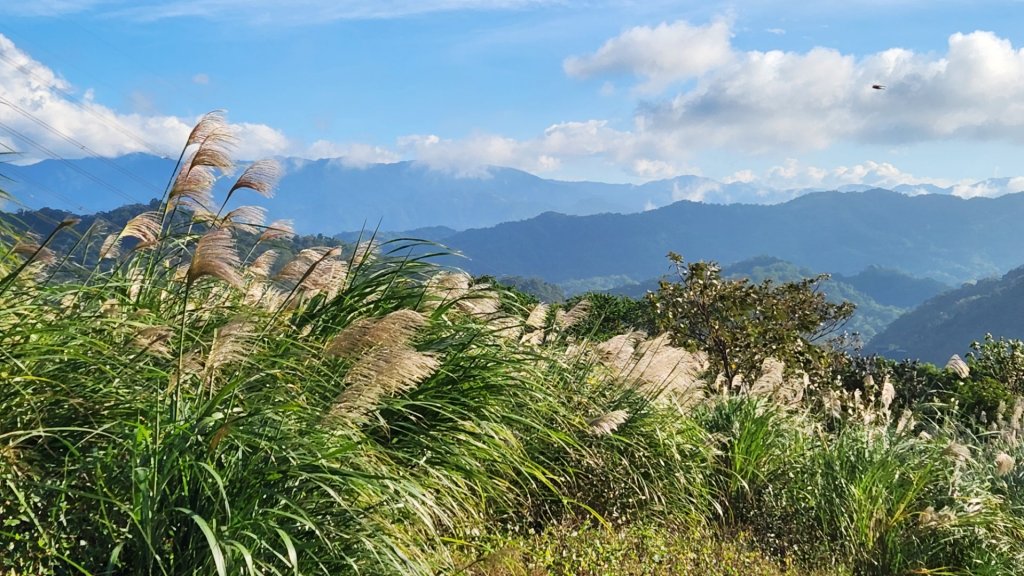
(0, 119, 148, 207)
(0, 50, 176, 159)
(0, 94, 166, 199)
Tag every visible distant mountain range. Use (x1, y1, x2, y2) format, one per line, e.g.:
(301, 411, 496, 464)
(441, 189, 1024, 286)
(5, 153, 1024, 233)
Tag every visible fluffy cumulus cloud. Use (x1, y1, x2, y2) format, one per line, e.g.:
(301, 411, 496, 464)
(0, 34, 290, 163)
(616, 27, 1024, 153)
(563, 19, 734, 93)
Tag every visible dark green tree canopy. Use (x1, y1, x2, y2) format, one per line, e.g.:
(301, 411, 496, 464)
(648, 252, 855, 383)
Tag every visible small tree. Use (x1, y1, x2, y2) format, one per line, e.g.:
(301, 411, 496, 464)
(647, 252, 854, 383)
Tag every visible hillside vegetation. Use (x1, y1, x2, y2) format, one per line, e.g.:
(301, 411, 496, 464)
(868, 265, 1024, 363)
(3, 115, 1024, 575)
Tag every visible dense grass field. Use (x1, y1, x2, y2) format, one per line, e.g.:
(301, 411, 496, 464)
(3, 115, 1024, 575)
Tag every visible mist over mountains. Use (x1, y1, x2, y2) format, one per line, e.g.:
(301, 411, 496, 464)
(4, 153, 1024, 233)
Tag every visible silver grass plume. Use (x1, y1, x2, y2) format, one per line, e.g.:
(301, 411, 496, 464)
(218, 205, 267, 234)
(113, 211, 162, 255)
(247, 249, 278, 279)
(595, 331, 646, 371)
(185, 110, 227, 149)
(945, 355, 970, 379)
(327, 309, 428, 359)
(995, 452, 1015, 477)
(275, 247, 345, 295)
(944, 441, 972, 462)
(487, 316, 523, 340)
(520, 330, 545, 346)
(895, 409, 914, 435)
(133, 326, 174, 358)
(258, 219, 295, 243)
(1010, 398, 1023, 431)
(588, 410, 629, 436)
(189, 127, 236, 172)
(615, 333, 707, 408)
(204, 318, 253, 382)
(186, 228, 242, 288)
(525, 303, 548, 329)
(12, 239, 54, 266)
(329, 346, 440, 421)
(555, 299, 592, 331)
(168, 156, 216, 213)
(350, 239, 380, 269)
(228, 159, 280, 200)
(880, 376, 896, 414)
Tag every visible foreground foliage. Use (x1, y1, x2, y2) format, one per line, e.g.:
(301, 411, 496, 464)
(3, 115, 1024, 575)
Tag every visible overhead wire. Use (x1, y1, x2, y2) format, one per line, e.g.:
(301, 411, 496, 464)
(0, 118, 147, 208)
(0, 93, 166, 199)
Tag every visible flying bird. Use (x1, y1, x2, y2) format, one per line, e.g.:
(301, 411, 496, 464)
(871, 84, 886, 90)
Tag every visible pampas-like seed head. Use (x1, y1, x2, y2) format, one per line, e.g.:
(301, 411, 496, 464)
(12, 240, 54, 265)
(327, 309, 428, 359)
(168, 161, 216, 213)
(99, 233, 121, 260)
(190, 127, 236, 172)
(133, 326, 173, 358)
(185, 110, 227, 148)
(525, 303, 548, 329)
(219, 205, 267, 234)
(118, 212, 163, 253)
(248, 249, 278, 279)
(995, 452, 1015, 477)
(229, 159, 280, 200)
(880, 376, 896, 413)
(329, 346, 440, 420)
(258, 219, 295, 243)
(275, 247, 346, 296)
(186, 228, 242, 288)
(944, 441, 971, 462)
(588, 410, 629, 435)
(556, 299, 591, 330)
(946, 355, 970, 379)
(204, 318, 253, 381)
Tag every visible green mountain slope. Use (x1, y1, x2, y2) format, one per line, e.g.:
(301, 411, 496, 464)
(866, 266, 1024, 363)
(444, 189, 1024, 285)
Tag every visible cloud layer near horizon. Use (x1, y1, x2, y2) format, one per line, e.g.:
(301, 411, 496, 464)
(5, 17, 1024, 198)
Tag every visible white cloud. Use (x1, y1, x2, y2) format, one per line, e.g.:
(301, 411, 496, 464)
(671, 179, 721, 202)
(952, 181, 1001, 199)
(307, 140, 401, 167)
(633, 28, 1024, 151)
(564, 19, 734, 93)
(192, 73, 209, 85)
(0, 34, 290, 164)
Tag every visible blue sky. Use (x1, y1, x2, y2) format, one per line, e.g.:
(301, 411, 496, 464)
(4, 0, 1024, 198)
